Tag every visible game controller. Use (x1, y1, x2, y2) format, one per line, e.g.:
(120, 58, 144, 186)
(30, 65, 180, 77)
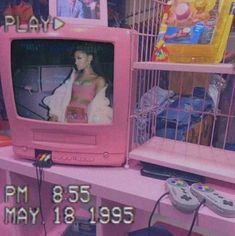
(166, 178, 200, 213)
(190, 183, 235, 218)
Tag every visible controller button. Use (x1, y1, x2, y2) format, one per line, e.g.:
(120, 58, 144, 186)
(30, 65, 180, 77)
(218, 196, 224, 199)
(223, 200, 234, 206)
(181, 195, 192, 201)
(181, 188, 187, 193)
(213, 193, 219, 196)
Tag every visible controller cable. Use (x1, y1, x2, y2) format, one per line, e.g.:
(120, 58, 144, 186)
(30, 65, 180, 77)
(35, 164, 47, 236)
(148, 192, 170, 236)
(187, 199, 206, 236)
(147, 192, 206, 236)
(33, 151, 53, 236)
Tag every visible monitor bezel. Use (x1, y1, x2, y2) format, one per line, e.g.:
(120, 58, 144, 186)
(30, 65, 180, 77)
(0, 25, 136, 165)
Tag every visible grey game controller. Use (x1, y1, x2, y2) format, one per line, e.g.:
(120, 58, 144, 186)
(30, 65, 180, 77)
(166, 178, 200, 213)
(190, 183, 235, 218)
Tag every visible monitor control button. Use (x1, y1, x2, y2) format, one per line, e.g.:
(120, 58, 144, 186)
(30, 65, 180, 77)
(103, 152, 109, 158)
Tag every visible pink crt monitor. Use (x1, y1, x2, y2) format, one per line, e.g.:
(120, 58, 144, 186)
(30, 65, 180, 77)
(0, 25, 137, 166)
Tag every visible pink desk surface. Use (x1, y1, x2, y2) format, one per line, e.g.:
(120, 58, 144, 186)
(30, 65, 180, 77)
(0, 146, 235, 235)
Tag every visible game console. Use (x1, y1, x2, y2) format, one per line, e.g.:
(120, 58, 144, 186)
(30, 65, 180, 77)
(141, 162, 205, 185)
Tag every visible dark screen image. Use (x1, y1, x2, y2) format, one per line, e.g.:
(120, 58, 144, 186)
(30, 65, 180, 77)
(11, 39, 114, 123)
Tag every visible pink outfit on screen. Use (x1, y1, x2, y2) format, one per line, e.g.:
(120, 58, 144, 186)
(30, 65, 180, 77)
(66, 81, 96, 123)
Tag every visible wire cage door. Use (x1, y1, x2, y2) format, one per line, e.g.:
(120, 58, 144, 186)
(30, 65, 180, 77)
(127, 0, 235, 184)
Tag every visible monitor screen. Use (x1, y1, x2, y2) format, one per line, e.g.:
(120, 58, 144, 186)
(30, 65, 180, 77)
(11, 39, 114, 124)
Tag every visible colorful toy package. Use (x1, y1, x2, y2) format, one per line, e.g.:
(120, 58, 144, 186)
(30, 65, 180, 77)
(152, 0, 235, 63)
